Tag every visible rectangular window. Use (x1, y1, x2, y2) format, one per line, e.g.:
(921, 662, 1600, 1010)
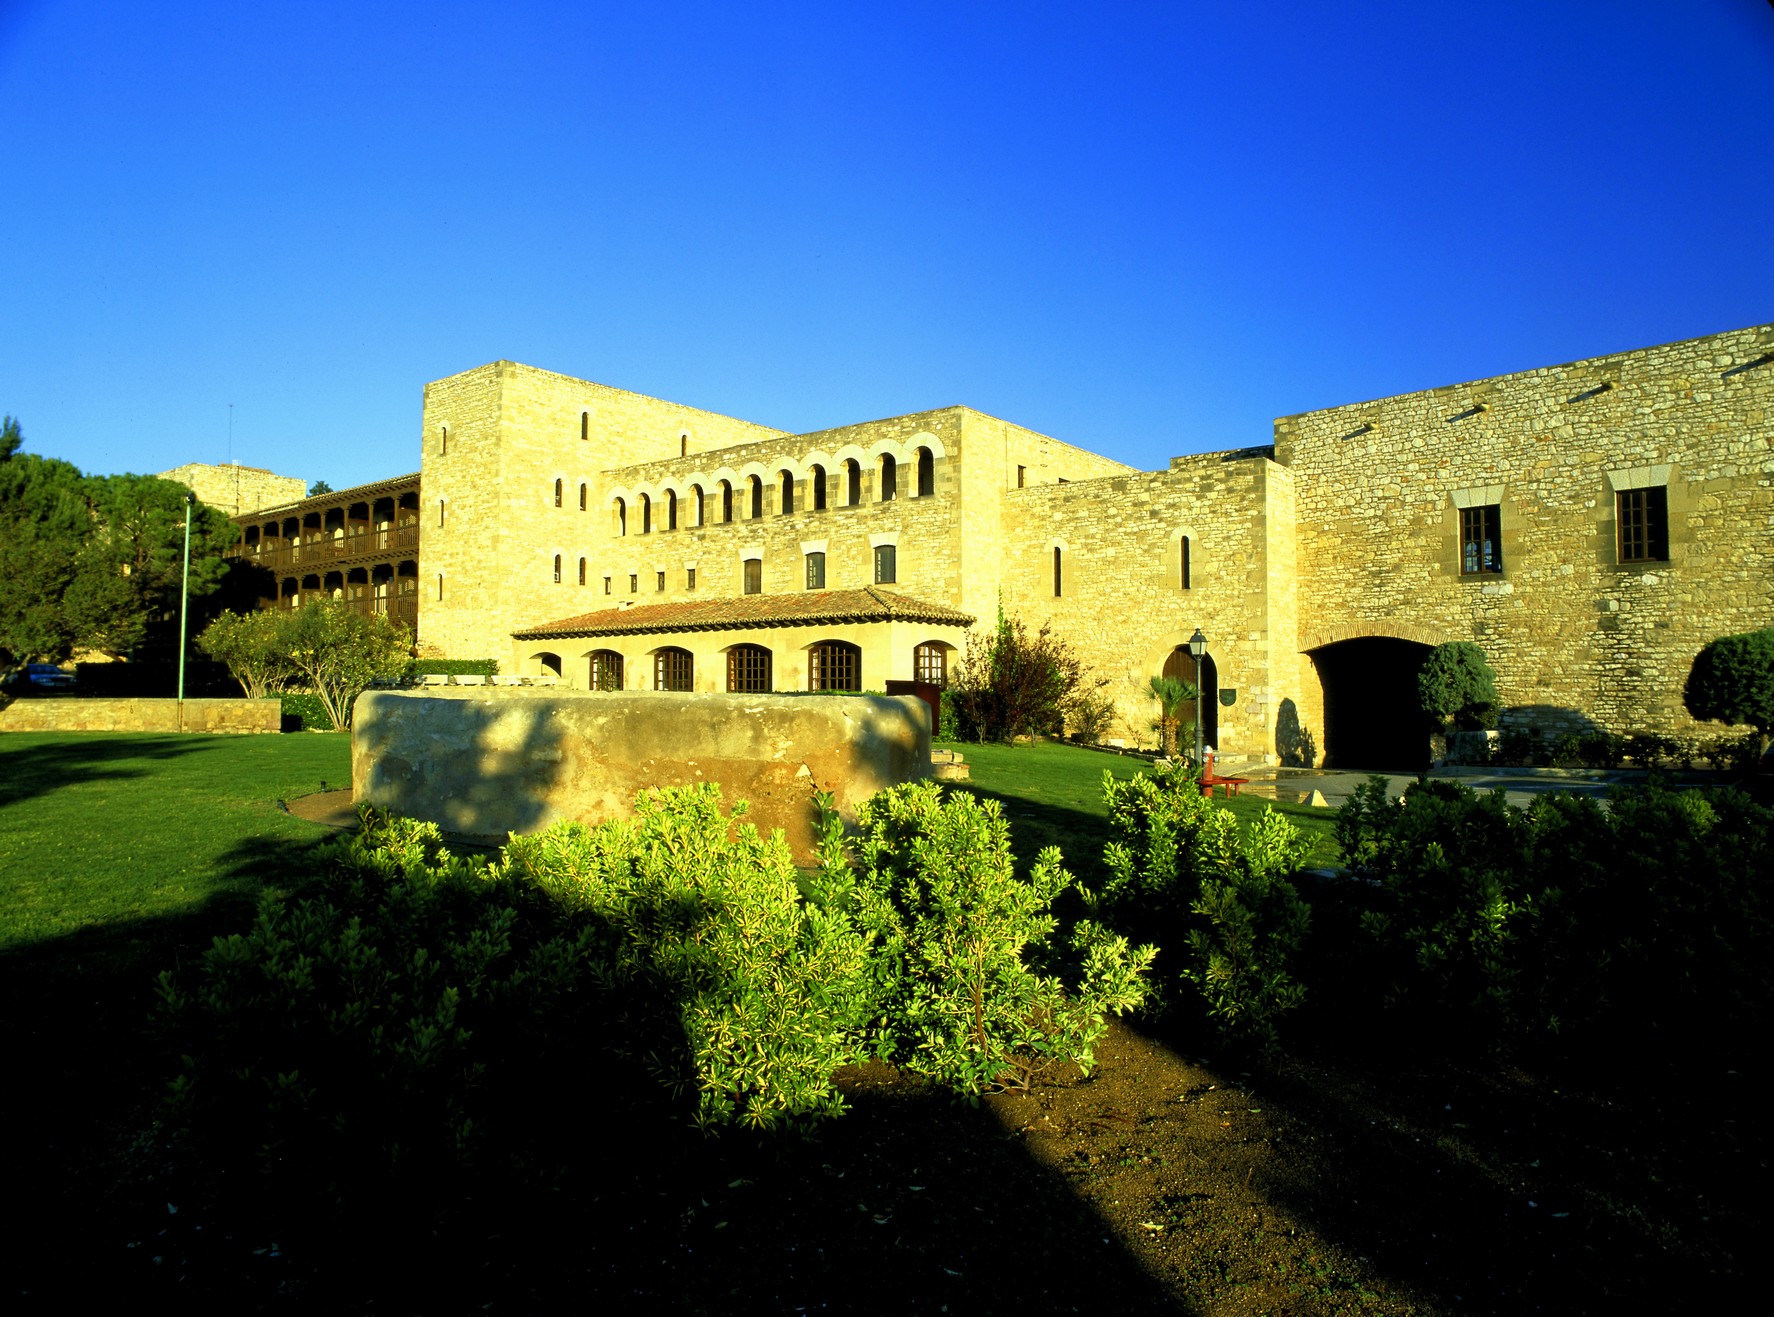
(603, 576, 612, 595)
(1016, 465, 1025, 488)
(656, 570, 666, 592)
(629, 573, 638, 593)
(1618, 487, 1669, 563)
(686, 567, 696, 591)
(873, 544, 896, 585)
(806, 551, 826, 590)
(1460, 505, 1503, 575)
(743, 558, 762, 594)
(578, 558, 587, 586)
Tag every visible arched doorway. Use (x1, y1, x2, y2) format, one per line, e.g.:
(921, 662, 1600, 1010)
(1308, 637, 1435, 770)
(1161, 647, 1219, 752)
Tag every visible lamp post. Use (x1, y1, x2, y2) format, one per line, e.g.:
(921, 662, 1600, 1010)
(1188, 627, 1208, 769)
(177, 490, 195, 704)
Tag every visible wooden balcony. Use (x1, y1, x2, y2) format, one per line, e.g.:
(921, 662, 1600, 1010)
(238, 525, 419, 570)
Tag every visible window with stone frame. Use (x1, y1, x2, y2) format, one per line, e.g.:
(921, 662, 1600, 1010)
(914, 641, 947, 686)
(727, 644, 772, 692)
(686, 567, 697, 591)
(873, 543, 896, 584)
(916, 447, 934, 496)
(656, 570, 666, 592)
(1460, 504, 1503, 575)
(808, 640, 861, 691)
(743, 557, 762, 594)
(1618, 486, 1669, 563)
(589, 650, 624, 691)
(629, 573, 638, 593)
(805, 551, 826, 590)
(655, 647, 693, 691)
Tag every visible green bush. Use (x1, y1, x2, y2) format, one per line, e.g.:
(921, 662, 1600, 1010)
(409, 658, 500, 678)
(843, 781, 1154, 1092)
(1684, 626, 1774, 758)
(946, 606, 1103, 743)
(1096, 768, 1312, 1054)
(1331, 774, 1774, 1065)
(279, 690, 333, 731)
(1417, 641, 1500, 731)
(499, 784, 871, 1131)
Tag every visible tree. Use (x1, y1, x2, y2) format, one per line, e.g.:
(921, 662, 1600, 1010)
(278, 599, 412, 729)
(1148, 674, 1199, 758)
(1684, 627, 1774, 763)
(946, 606, 1101, 743)
(1417, 641, 1500, 731)
(0, 415, 20, 462)
(308, 479, 334, 496)
(197, 609, 292, 700)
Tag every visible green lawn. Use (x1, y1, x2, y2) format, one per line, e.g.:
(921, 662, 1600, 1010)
(0, 731, 351, 962)
(949, 740, 1342, 880)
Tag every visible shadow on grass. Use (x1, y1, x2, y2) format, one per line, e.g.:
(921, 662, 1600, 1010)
(0, 733, 226, 810)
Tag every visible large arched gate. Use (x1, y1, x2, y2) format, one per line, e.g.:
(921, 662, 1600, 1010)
(1307, 637, 1435, 770)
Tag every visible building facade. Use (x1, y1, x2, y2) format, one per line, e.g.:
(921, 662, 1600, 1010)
(216, 321, 1774, 767)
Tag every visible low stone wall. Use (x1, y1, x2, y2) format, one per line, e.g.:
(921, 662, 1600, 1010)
(0, 697, 281, 734)
(352, 689, 933, 858)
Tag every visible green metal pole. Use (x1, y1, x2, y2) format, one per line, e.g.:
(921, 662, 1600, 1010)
(177, 492, 193, 702)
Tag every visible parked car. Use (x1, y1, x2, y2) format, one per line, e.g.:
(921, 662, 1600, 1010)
(2, 664, 77, 692)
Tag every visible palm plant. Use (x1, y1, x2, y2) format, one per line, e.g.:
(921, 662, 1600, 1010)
(1148, 674, 1199, 758)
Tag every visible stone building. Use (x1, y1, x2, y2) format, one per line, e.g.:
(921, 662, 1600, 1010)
(221, 320, 1774, 767)
(158, 461, 307, 517)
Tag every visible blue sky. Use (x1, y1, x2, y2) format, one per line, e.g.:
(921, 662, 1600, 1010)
(3, 1, 1772, 490)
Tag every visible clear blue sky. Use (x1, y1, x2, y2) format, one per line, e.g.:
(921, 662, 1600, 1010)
(4, 1, 1772, 491)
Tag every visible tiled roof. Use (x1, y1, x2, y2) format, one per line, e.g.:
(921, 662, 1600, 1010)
(246, 472, 423, 518)
(514, 586, 976, 639)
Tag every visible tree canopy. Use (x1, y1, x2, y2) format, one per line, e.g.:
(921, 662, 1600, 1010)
(946, 607, 1101, 743)
(1685, 627, 1774, 759)
(0, 418, 238, 667)
(1417, 642, 1500, 731)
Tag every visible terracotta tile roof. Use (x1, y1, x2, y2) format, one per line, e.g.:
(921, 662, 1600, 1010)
(513, 586, 976, 639)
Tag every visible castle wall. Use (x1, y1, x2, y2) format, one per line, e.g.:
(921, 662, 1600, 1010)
(160, 462, 307, 516)
(1277, 322, 1774, 739)
(998, 451, 1282, 757)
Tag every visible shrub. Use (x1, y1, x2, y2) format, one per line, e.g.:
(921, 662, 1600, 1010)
(1418, 641, 1500, 731)
(946, 605, 1104, 743)
(1096, 768, 1312, 1054)
(409, 658, 500, 678)
(279, 690, 333, 731)
(1685, 627, 1774, 763)
(843, 781, 1154, 1092)
(500, 784, 871, 1132)
(196, 608, 290, 699)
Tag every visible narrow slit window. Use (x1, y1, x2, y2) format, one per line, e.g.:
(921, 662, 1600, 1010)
(554, 479, 563, 508)
(656, 570, 665, 593)
(553, 554, 562, 583)
(579, 483, 587, 511)
(578, 557, 586, 585)
(1053, 546, 1063, 597)
(686, 567, 696, 591)
(580, 412, 589, 442)
(1180, 535, 1191, 590)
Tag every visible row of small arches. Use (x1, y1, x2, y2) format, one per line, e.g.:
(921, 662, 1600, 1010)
(530, 639, 952, 693)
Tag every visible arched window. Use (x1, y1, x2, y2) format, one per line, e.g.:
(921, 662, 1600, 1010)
(914, 642, 949, 687)
(693, 484, 706, 526)
(726, 644, 772, 693)
(589, 650, 624, 691)
(808, 640, 862, 691)
(640, 493, 652, 534)
(680, 433, 688, 457)
(1053, 546, 1063, 597)
(440, 426, 448, 455)
(874, 544, 896, 584)
(655, 647, 693, 691)
(780, 469, 795, 515)
(845, 459, 861, 506)
(578, 557, 587, 585)
(1180, 535, 1191, 590)
(553, 554, 562, 583)
(437, 499, 445, 528)
(666, 490, 678, 530)
(535, 652, 563, 678)
(879, 454, 897, 501)
(615, 497, 627, 536)
(579, 483, 587, 511)
(580, 411, 589, 442)
(810, 463, 827, 511)
(748, 474, 763, 519)
(554, 479, 563, 508)
(721, 480, 734, 523)
(916, 447, 934, 497)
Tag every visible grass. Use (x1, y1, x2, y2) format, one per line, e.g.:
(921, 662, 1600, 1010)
(0, 731, 351, 960)
(947, 739, 1343, 879)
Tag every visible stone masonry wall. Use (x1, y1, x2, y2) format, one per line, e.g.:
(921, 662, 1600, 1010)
(420, 362, 785, 660)
(159, 463, 308, 517)
(1276, 321, 1774, 738)
(0, 697, 282, 734)
(999, 452, 1282, 758)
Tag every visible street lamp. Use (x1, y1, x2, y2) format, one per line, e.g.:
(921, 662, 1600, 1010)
(1188, 628, 1208, 769)
(177, 490, 195, 704)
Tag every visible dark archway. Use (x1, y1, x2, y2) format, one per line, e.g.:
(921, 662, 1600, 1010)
(1309, 637, 1435, 770)
(1161, 648, 1219, 752)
